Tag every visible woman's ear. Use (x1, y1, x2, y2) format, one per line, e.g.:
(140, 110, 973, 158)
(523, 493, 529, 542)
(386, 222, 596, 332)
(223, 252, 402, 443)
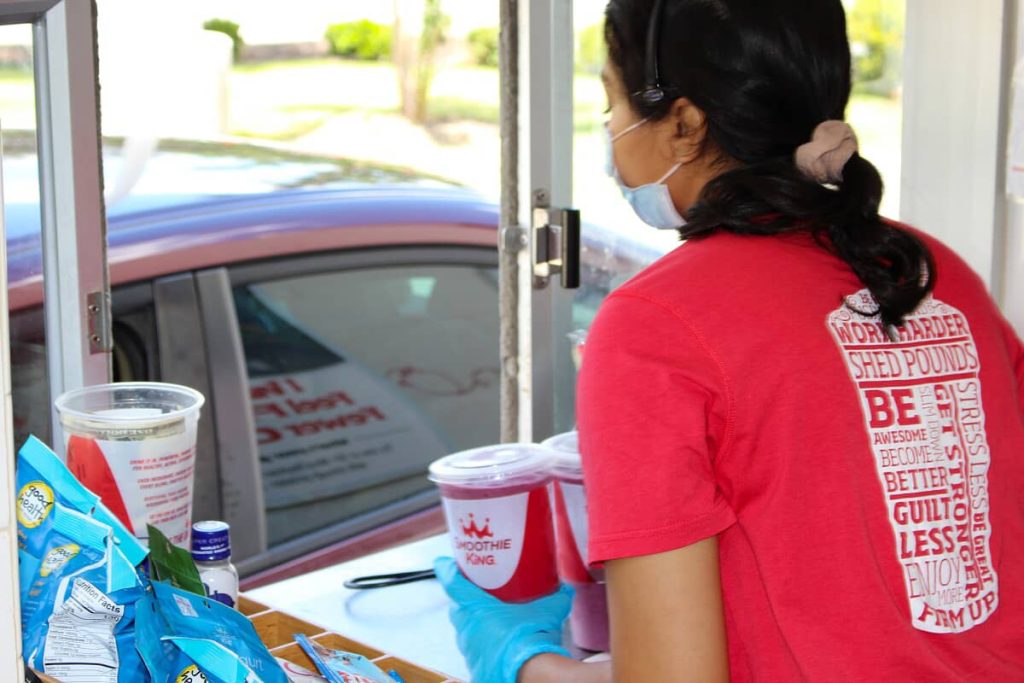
(665, 97, 708, 162)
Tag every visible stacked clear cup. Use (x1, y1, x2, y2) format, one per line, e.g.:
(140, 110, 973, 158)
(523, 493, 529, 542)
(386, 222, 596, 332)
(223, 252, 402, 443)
(542, 430, 609, 652)
(54, 382, 205, 547)
(428, 444, 559, 602)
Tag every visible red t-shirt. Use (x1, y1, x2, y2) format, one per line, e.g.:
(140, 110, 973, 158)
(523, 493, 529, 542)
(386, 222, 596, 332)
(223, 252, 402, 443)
(577, 228, 1024, 681)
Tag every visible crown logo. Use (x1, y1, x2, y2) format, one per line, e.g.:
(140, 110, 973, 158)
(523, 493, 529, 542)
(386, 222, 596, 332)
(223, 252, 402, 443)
(459, 513, 493, 539)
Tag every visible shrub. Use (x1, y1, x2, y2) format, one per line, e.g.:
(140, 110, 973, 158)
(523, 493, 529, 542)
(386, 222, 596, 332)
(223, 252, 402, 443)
(203, 18, 243, 60)
(467, 27, 498, 68)
(325, 20, 393, 61)
(575, 23, 605, 75)
(847, 0, 904, 95)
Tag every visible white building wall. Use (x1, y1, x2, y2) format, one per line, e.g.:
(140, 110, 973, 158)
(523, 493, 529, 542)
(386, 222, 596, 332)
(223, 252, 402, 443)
(901, 0, 1006, 292)
(1004, 1, 1024, 334)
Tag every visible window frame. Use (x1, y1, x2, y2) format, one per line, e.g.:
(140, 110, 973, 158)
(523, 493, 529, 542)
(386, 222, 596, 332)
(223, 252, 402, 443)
(0, 1, 108, 678)
(152, 273, 225, 529)
(32, 0, 112, 428)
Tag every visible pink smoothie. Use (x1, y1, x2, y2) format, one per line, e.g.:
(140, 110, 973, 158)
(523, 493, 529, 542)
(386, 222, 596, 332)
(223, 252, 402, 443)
(551, 474, 598, 584)
(430, 445, 559, 603)
(569, 581, 609, 652)
(543, 431, 610, 652)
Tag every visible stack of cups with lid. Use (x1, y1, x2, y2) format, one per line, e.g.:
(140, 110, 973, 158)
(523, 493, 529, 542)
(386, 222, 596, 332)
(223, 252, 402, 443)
(428, 432, 608, 653)
(541, 431, 608, 652)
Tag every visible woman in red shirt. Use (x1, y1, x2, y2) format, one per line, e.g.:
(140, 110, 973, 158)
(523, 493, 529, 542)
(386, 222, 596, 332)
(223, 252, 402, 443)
(435, 0, 1024, 680)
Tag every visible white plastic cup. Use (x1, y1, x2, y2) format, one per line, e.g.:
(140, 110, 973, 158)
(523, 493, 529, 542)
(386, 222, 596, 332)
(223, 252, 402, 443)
(542, 430, 609, 652)
(54, 382, 205, 546)
(429, 443, 559, 603)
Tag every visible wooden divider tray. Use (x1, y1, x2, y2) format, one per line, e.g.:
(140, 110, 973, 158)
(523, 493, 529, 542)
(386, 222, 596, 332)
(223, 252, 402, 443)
(30, 594, 462, 683)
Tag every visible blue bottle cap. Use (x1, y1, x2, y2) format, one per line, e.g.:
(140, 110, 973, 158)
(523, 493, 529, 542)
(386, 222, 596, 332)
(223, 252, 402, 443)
(190, 520, 231, 562)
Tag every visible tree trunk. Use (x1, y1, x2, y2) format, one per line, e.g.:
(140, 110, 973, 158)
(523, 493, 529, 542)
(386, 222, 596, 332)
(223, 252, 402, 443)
(393, 0, 426, 121)
(393, 0, 447, 123)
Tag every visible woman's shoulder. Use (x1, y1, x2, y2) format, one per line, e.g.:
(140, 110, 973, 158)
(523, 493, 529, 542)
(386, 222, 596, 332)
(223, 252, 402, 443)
(616, 229, 839, 303)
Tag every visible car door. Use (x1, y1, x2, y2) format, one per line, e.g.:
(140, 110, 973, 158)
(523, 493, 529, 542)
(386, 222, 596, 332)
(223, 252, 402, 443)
(198, 245, 500, 574)
(13, 215, 655, 579)
(109, 278, 226, 533)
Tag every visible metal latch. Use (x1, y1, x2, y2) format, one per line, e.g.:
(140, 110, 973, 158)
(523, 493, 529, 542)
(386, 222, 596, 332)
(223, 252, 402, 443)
(532, 203, 580, 289)
(87, 290, 112, 354)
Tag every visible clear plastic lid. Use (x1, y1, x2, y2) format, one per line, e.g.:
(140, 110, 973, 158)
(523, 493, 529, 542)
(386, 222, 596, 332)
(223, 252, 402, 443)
(55, 382, 205, 427)
(541, 431, 582, 478)
(428, 443, 553, 487)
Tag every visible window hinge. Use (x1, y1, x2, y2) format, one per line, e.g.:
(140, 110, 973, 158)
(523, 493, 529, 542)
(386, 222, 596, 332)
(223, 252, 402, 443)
(87, 290, 113, 354)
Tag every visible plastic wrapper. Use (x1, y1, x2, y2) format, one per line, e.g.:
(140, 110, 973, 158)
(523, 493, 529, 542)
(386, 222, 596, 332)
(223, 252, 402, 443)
(135, 589, 209, 683)
(21, 504, 148, 682)
(275, 657, 329, 682)
(16, 435, 148, 569)
(138, 581, 288, 683)
(293, 634, 393, 683)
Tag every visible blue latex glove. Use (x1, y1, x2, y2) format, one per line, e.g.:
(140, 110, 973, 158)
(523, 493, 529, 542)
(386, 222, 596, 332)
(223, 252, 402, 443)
(434, 556, 573, 683)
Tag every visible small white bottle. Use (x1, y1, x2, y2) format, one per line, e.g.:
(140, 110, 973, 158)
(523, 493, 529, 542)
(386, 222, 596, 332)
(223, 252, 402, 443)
(190, 520, 239, 609)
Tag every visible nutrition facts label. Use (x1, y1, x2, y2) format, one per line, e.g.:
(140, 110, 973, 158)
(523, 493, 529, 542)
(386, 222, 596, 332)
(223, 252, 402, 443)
(828, 291, 998, 633)
(42, 578, 124, 683)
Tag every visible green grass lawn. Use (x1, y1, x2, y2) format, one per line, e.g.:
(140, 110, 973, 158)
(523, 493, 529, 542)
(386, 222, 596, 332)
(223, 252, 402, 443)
(0, 56, 901, 151)
(847, 93, 902, 148)
(226, 58, 611, 139)
(0, 66, 31, 82)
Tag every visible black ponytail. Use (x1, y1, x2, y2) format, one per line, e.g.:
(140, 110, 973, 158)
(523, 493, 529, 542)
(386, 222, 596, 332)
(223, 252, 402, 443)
(605, 0, 935, 328)
(684, 154, 935, 329)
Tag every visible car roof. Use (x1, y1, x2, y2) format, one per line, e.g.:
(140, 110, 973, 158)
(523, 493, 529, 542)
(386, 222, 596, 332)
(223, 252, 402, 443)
(5, 135, 499, 309)
(5, 133, 667, 312)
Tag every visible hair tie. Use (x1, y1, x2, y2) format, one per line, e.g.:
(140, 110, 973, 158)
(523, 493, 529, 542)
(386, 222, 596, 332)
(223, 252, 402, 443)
(794, 120, 859, 184)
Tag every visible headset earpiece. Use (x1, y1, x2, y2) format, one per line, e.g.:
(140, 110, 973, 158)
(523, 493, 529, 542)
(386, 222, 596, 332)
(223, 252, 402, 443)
(636, 0, 670, 105)
(639, 87, 666, 105)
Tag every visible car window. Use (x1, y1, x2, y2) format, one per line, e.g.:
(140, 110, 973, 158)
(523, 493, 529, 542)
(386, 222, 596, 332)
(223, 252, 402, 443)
(8, 296, 157, 459)
(10, 307, 50, 450)
(111, 287, 160, 384)
(233, 262, 500, 546)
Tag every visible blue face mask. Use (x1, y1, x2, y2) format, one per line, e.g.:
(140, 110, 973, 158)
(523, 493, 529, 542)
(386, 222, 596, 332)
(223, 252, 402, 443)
(604, 119, 686, 230)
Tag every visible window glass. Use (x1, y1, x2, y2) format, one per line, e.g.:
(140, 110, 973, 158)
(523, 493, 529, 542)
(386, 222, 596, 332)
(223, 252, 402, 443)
(233, 262, 499, 545)
(844, 0, 905, 218)
(1, 24, 49, 449)
(572, 2, 680, 257)
(563, 2, 676, 431)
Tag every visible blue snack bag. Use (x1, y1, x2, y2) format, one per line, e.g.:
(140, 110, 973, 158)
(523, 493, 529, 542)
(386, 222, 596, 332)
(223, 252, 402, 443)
(149, 581, 288, 683)
(136, 590, 212, 683)
(22, 505, 149, 683)
(18, 548, 40, 600)
(293, 634, 392, 683)
(16, 437, 98, 556)
(16, 435, 147, 567)
(20, 504, 107, 631)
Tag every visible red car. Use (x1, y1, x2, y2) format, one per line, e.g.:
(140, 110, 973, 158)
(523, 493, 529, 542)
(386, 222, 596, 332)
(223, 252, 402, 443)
(5, 133, 666, 586)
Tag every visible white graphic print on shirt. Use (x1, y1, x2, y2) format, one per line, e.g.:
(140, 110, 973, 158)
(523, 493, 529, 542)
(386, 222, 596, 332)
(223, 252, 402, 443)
(827, 290, 998, 633)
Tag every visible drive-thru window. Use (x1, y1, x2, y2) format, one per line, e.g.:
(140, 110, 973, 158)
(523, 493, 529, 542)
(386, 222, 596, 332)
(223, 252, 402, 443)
(0, 0, 1021, 680)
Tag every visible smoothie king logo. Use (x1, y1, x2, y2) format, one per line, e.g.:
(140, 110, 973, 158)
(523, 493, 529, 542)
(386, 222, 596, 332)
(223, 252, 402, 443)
(828, 291, 998, 633)
(460, 513, 494, 539)
(444, 494, 529, 589)
(456, 513, 511, 566)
